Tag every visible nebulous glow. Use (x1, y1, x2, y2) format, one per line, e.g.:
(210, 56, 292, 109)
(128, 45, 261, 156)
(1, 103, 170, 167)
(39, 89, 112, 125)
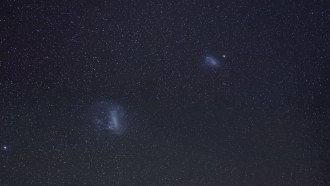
(91, 101, 126, 135)
(204, 54, 221, 68)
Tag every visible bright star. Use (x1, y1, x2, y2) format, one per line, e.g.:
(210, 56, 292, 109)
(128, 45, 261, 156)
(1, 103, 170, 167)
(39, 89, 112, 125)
(2, 145, 8, 150)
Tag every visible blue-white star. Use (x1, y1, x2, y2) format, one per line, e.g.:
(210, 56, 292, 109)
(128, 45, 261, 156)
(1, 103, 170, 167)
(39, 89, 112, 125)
(2, 145, 8, 151)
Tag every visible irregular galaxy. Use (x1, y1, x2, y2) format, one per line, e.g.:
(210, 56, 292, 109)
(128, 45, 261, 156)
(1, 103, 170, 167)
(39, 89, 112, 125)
(92, 101, 126, 135)
(204, 54, 221, 68)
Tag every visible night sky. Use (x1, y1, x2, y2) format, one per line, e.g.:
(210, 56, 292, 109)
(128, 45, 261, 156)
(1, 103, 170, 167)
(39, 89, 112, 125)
(1, 1, 330, 185)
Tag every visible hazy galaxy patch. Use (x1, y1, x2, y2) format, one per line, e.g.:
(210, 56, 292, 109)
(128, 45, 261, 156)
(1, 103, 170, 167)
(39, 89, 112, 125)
(91, 101, 127, 136)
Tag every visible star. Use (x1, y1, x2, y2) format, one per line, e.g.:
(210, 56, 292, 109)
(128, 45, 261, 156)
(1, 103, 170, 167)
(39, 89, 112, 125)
(2, 145, 8, 151)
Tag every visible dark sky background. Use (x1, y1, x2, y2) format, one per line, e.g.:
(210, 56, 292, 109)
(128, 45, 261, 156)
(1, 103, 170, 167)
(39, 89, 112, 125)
(1, 0, 329, 185)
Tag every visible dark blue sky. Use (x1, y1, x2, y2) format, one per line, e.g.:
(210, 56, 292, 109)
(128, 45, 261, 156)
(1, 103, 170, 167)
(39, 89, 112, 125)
(1, 1, 329, 185)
